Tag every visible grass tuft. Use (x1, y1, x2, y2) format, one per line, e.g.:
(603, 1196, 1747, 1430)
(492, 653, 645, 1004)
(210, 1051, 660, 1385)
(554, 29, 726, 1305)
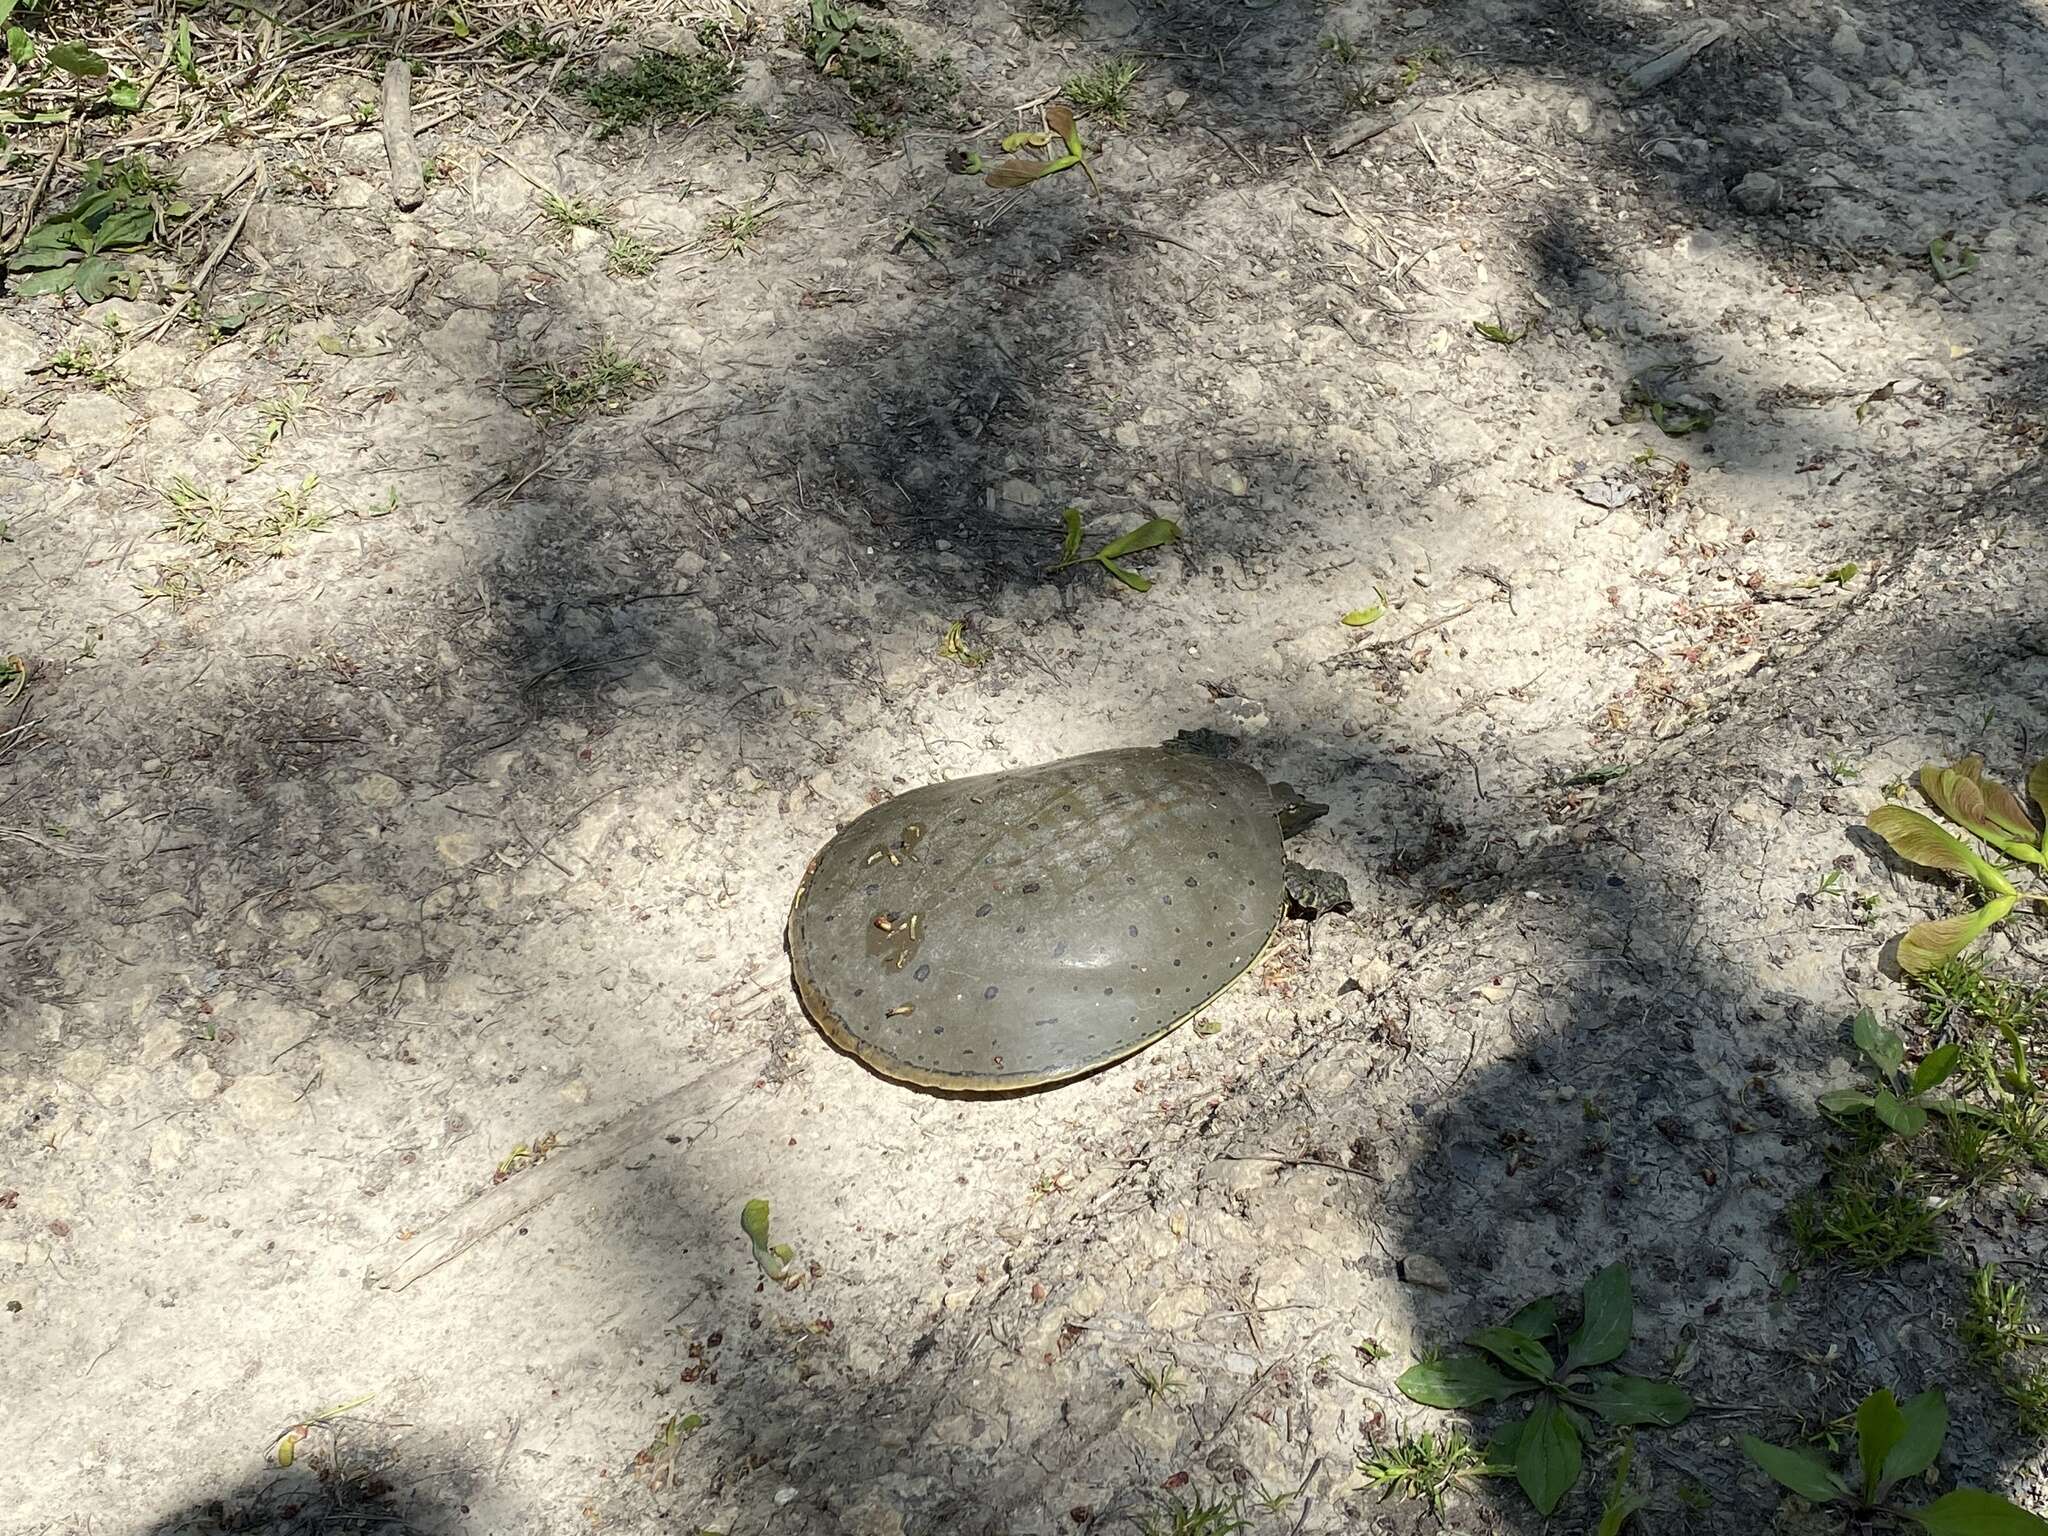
(577, 50, 739, 137)
(508, 340, 658, 421)
(1062, 55, 1142, 125)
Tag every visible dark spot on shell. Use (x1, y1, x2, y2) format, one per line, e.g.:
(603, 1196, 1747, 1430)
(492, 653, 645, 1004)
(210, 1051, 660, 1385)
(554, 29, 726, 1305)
(1206, 850, 1219, 861)
(1022, 881, 1041, 894)
(914, 963, 931, 982)
(1185, 876, 1198, 888)
(864, 882, 880, 896)
(1173, 959, 1182, 967)
(1127, 925, 1139, 937)
(853, 987, 864, 996)
(984, 986, 999, 1000)
(1027, 821, 1040, 831)
(976, 902, 993, 917)
(932, 1025, 944, 1035)
(1103, 987, 1113, 995)
(1052, 940, 1067, 958)
(1125, 875, 1136, 885)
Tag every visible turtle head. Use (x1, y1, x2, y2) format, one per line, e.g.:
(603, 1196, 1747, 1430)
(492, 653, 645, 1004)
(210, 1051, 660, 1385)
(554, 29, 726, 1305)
(1269, 781, 1329, 836)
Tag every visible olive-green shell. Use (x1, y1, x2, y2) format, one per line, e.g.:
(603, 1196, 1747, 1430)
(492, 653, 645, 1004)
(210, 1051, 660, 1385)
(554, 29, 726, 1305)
(787, 747, 1287, 1091)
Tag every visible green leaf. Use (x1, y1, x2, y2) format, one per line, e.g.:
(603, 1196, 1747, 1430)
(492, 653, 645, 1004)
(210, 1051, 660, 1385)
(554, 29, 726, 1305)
(1576, 1373, 1693, 1427)
(173, 18, 195, 80)
(1857, 1389, 1907, 1502)
(1340, 605, 1384, 627)
(7, 24, 33, 65)
(1912, 1043, 1963, 1094)
(1396, 1353, 1530, 1409)
(1094, 517, 1180, 562)
(48, 41, 109, 76)
(1567, 1262, 1633, 1371)
(1879, 1389, 1947, 1495)
(0, 2, 16, 28)
(1515, 1397, 1582, 1515)
(1466, 1326, 1555, 1382)
(1818, 1089, 1877, 1114)
(1508, 1296, 1560, 1342)
(1742, 1435, 1848, 1503)
(1899, 896, 2020, 974)
(1058, 507, 1084, 564)
(1595, 1436, 1648, 1536)
(10, 261, 83, 296)
(105, 79, 142, 110)
(1868, 805, 2019, 896)
(1096, 556, 1150, 592)
(1853, 1007, 1906, 1076)
(1908, 1489, 2048, 1536)
(1873, 1087, 1929, 1138)
(2028, 760, 2048, 848)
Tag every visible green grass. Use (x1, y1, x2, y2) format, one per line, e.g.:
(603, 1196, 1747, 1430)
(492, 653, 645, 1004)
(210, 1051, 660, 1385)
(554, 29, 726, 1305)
(1017, 0, 1083, 38)
(576, 50, 739, 137)
(1133, 1494, 1247, 1536)
(604, 233, 661, 278)
(508, 340, 658, 421)
(1786, 1140, 1942, 1271)
(537, 190, 615, 240)
(156, 472, 330, 570)
(707, 202, 775, 258)
(1062, 55, 1142, 125)
(1130, 1357, 1185, 1401)
(796, 9, 961, 139)
(1358, 1430, 1503, 1516)
(1963, 1263, 2048, 1436)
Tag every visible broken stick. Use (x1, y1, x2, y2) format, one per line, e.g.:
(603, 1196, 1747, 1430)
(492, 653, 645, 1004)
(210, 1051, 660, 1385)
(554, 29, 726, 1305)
(382, 58, 425, 211)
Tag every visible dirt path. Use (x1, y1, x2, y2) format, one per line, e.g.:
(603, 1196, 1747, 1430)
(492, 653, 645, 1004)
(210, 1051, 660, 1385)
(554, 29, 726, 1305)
(2, 0, 2045, 1531)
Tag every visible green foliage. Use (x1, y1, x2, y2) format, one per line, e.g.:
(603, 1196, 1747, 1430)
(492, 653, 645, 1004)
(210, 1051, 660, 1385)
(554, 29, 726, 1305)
(507, 340, 657, 421)
(1864, 756, 2046, 973)
(1963, 1265, 2048, 1437)
(1394, 1264, 1692, 1515)
(1357, 1429, 1505, 1516)
(1744, 1386, 2048, 1533)
(1819, 1008, 1974, 1137)
(3, 157, 189, 301)
(576, 49, 738, 137)
(1050, 509, 1180, 592)
(1133, 1493, 1246, 1536)
(796, 1, 960, 138)
(1062, 55, 1142, 125)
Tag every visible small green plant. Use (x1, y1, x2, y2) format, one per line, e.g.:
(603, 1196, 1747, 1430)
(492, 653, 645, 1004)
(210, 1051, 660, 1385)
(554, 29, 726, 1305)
(1743, 1386, 2048, 1532)
(1018, 0, 1083, 37)
(576, 49, 737, 137)
(38, 338, 123, 386)
(1864, 755, 2047, 972)
(1818, 1008, 1972, 1137)
(1787, 1148, 1941, 1270)
(1062, 55, 1142, 125)
(508, 340, 657, 421)
(797, 1, 960, 137)
(1051, 509, 1179, 592)
(537, 190, 615, 240)
(1963, 1264, 2048, 1437)
(1357, 1429, 1504, 1517)
(741, 1198, 796, 1283)
(4, 157, 189, 301)
(707, 201, 776, 258)
(1395, 1264, 1692, 1515)
(245, 385, 315, 464)
(1133, 1493, 1246, 1536)
(1131, 1357, 1185, 1401)
(1595, 1436, 1649, 1536)
(604, 233, 662, 278)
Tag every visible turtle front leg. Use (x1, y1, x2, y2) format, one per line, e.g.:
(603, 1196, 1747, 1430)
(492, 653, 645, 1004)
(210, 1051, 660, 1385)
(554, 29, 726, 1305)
(1283, 860, 1352, 917)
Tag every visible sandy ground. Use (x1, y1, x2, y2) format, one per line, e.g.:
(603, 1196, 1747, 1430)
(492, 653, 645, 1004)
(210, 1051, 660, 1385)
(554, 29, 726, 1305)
(3, 0, 2046, 1531)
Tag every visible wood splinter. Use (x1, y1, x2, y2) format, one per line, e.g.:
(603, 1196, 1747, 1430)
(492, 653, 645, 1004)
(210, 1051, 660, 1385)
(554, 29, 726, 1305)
(381, 58, 426, 211)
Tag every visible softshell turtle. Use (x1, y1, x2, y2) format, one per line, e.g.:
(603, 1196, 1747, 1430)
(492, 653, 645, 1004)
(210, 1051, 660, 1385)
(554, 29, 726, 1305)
(786, 732, 1350, 1091)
